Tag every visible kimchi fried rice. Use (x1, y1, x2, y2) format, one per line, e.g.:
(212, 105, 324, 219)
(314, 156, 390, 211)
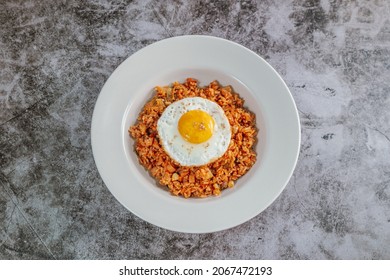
(129, 78, 257, 198)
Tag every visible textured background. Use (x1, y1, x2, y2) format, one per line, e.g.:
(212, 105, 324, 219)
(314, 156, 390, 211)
(1, 0, 389, 259)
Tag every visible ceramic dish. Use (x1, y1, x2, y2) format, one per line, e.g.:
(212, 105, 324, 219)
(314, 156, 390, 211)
(91, 35, 300, 233)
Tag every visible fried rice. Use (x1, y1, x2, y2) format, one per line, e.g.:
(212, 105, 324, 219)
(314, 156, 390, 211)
(129, 78, 257, 198)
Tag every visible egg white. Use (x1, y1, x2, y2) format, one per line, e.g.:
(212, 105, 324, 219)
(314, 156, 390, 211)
(157, 97, 231, 166)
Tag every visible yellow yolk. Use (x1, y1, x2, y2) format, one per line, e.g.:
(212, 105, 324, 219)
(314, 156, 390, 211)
(178, 110, 215, 144)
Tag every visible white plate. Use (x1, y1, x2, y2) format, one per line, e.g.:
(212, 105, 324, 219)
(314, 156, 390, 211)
(91, 35, 300, 233)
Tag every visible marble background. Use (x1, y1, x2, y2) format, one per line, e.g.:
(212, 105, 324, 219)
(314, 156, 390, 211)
(1, 0, 389, 259)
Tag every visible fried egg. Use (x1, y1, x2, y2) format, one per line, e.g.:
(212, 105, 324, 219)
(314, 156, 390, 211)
(157, 97, 231, 166)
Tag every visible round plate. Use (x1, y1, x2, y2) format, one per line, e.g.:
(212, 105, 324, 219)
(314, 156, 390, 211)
(91, 35, 300, 233)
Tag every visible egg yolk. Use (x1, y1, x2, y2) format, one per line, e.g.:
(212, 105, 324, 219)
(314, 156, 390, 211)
(178, 110, 215, 144)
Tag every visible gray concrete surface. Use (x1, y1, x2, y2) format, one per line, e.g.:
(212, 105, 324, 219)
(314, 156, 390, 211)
(0, 0, 389, 259)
